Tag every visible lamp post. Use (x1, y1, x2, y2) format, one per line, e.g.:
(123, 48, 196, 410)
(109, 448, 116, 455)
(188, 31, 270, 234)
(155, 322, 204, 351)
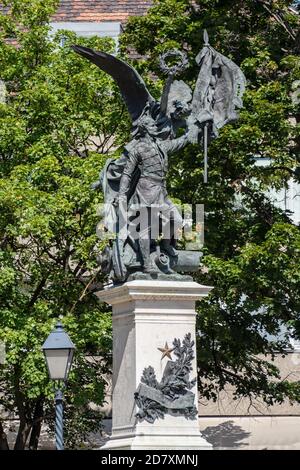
(42, 321, 75, 450)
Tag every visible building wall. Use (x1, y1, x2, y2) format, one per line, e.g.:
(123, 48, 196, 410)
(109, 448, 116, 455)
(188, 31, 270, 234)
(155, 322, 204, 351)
(199, 416, 300, 450)
(197, 353, 300, 449)
(199, 353, 300, 417)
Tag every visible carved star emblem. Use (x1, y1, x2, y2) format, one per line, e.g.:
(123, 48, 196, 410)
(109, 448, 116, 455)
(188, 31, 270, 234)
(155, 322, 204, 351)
(158, 342, 174, 360)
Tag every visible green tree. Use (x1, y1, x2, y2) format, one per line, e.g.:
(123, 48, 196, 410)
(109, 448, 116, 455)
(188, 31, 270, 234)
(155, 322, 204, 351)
(121, 0, 300, 404)
(0, 0, 128, 449)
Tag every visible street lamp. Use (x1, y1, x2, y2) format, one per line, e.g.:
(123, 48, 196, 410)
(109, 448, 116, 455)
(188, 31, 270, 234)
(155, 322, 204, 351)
(42, 321, 75, 450)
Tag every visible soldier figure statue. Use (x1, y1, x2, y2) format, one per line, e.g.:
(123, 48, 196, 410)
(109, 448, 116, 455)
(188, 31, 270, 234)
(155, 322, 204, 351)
(73, 31, 246, 283)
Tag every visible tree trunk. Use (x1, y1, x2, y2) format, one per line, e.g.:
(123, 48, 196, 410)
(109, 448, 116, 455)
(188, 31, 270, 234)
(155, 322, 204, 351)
(28, 398, 44, 450)
(13, 364, 32, 450)
(0, 420, 9, 450)
(14, 420, 32, 450)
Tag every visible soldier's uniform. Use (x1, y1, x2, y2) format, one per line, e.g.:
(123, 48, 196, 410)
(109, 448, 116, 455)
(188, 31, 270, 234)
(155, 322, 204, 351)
(118, 133, 189, 271)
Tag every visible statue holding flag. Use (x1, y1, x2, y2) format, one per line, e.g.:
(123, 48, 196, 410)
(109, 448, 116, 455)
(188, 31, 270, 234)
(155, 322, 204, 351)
(73, 31, 246, 283)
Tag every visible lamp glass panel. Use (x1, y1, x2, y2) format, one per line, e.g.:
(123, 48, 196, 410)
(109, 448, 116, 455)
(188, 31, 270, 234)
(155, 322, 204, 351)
(65, 349, 74, 379)
(45, 349, 70, 380)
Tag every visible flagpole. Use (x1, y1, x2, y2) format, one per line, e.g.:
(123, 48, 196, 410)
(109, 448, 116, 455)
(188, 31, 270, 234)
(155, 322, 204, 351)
(203, 122, 208, 183)
(203, 30, 210, 184)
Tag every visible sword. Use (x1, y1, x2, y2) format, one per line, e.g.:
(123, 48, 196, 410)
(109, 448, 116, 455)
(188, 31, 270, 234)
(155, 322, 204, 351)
(112, 198, 126, 281)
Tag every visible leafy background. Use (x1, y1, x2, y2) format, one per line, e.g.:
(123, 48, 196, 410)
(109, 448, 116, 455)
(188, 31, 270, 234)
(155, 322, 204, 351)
(0, 0, 299, 449)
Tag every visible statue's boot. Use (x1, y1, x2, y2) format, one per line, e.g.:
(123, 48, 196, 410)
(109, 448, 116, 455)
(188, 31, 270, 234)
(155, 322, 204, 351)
(159, 240, 178, 274)
(160, 239, 178, 258)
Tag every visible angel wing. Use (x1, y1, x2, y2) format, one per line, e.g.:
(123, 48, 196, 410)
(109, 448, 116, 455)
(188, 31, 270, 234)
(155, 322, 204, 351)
(72, 45, 156, 123)
(191, 36, 246, 131)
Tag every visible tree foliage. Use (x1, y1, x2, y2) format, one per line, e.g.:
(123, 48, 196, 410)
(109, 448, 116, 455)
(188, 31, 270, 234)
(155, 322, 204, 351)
(1, 0, 300, 450)
(121, 0, 300, 404)
(0, 0, 129, 449)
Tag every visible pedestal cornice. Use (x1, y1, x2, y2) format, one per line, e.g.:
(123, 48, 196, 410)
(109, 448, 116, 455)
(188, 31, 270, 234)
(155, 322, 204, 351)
(96, 280, 213, 305)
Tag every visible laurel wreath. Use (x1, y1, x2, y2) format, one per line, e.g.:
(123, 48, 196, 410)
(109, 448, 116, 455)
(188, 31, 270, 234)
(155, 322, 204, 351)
(159, 49, 189, 76)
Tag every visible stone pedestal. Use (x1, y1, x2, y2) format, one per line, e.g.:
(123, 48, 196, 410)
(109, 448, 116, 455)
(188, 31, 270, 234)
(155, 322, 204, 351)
(96, 280, 213, 450)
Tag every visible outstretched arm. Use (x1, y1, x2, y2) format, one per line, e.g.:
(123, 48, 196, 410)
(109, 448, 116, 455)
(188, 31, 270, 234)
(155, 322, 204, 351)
(163, 113, 213, 154)
(162, 133, 190, 154)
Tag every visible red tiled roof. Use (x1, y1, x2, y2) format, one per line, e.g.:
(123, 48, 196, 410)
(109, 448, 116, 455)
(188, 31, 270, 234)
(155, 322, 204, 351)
(52, 0, 153, 22)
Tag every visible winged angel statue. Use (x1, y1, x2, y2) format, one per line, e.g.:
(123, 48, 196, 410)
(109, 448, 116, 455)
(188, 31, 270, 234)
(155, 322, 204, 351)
(72, 31, 246, 283)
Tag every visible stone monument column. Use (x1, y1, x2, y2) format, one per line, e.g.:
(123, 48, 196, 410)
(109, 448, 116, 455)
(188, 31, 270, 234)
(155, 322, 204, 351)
(96, 280, 213, 450)
(73, 33, 246, 451)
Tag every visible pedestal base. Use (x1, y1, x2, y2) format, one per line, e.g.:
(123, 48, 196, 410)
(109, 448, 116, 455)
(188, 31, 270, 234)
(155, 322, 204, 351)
(96, 280, 213, 451)
(102, 430, 212, 450)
